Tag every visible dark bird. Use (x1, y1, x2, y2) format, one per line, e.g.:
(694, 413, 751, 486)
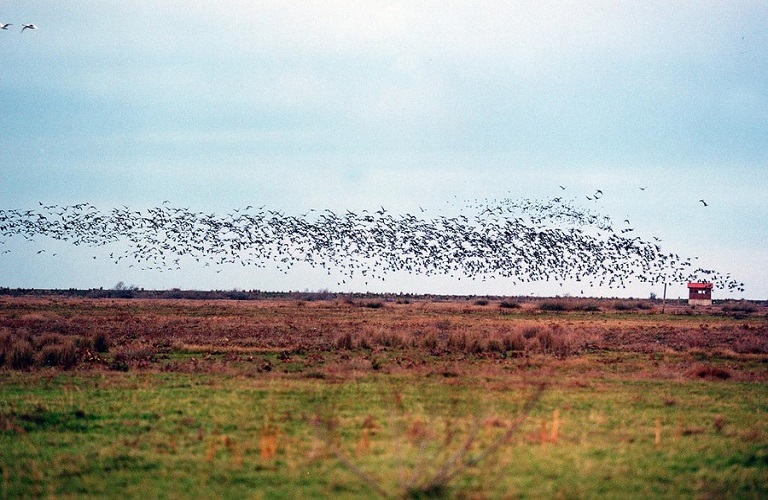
(639, 186, 647, 191)
(699, 199, 708, 207)
(21, 24, 37, 32)
(0, 193, 742, 294)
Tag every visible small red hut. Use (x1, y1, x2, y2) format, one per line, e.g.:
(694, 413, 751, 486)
(687, 282, 713, 306)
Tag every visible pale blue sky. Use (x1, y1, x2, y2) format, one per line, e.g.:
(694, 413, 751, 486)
(1, 1, 766, 298)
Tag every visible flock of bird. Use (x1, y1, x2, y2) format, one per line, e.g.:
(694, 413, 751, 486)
(0, 23, 37, 32)
(0, 15, 743, 294)
(0, 194, 744, 293)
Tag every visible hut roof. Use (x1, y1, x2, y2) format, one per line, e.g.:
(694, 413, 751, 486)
(687, 282, 713, 290)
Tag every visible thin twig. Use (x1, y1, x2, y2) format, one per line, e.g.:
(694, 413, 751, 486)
(421, 381, 548, 491)
(327, 442, 390, 498)
(415, 414, 483, 492)
(313, 418, 390, 499)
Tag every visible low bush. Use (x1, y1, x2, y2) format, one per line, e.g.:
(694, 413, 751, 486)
(575, 301, 601, 312)
(92, 331, 110, 353)
(446, 332, 467, 352)
(612, 300, 652, 311)
(8, 339, 35, 370)
(537, 329, 554, 353)
(109, 346, 156, 371)
(466, 336, 484, 354)
(37, 333, 65, 348)
(722, 302, 757, 314)
(550, 331, 574, 358)
(502, 332, 525, 352)
(612, 301, 636, 311)
(521, 325, 542, 339)
(420, 332, 439, 351)
(486, 336, 504, 353)
(335, 332, 354, 350)
(373, 331, 403, 348)
(539, 301, 567, 312)
(0, 332, 11, 366)
(734, 335, 768, 354)
(688, 364, 731, 380)
(40, 340, 78, 369)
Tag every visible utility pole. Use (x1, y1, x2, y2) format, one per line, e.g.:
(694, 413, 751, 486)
(661, 281, 667, 314)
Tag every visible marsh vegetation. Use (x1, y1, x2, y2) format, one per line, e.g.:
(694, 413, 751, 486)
(1, 295, 766, 497)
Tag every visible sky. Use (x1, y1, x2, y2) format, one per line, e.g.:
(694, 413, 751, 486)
(1, 1, 766, 299)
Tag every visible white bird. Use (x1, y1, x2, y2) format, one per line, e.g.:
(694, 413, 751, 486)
(21, 24, 37, 32)
(0, 23, 12, 30)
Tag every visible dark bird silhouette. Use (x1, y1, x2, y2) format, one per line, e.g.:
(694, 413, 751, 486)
(21, 24, 37, 32)
(0, 23, 12, 30)
(699, 199, 708, 207)
(0, 193, 742, 294)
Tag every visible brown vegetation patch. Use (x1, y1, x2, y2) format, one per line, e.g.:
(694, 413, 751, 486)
(0, 296, 765, 377)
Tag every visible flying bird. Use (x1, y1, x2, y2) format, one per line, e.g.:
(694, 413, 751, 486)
(0, 23, 12, 30)
(21, 24, 37, 32)
(699, 199, 708, 207)
(0, 193, 742, 294)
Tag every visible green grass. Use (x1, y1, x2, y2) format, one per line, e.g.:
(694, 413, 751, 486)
(1, 364, 766, 498)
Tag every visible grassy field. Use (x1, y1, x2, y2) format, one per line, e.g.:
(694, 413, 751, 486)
(1, 295, 767, 498)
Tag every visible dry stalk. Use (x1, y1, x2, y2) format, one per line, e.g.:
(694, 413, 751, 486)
(417, 381, 548, 493)
(313, 381, 547, 498)
(551, 409, 560, 443)
(402, 416, 442, 493)
(224, 435, 243, 467)
(311, 416, 390, 498)
(355, 428, 371, 457)
(675, 414, 683, 439)
(259, 426, 279, 461)
(205, 439, 218, 462)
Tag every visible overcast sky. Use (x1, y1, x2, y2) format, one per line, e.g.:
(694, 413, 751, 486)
(1, 1, 766, 299)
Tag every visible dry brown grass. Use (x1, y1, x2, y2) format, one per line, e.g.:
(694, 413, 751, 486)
(0, 296, 765, 377)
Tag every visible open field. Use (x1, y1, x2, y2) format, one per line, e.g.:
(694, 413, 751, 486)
(1, 295, 767, 498)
